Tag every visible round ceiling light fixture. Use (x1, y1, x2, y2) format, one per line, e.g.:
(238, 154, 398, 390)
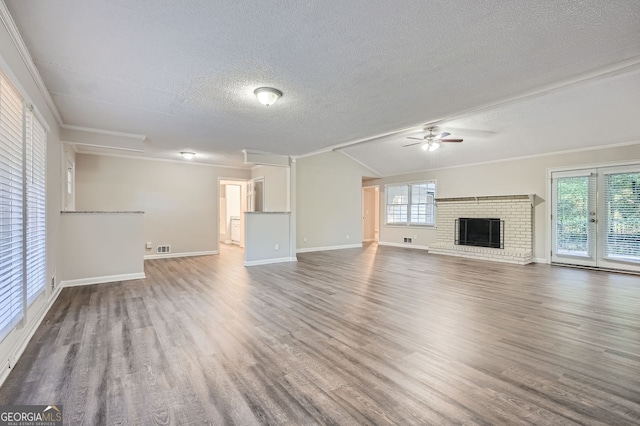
(254, 87, 283, 106)
(180, 151, 196, 160)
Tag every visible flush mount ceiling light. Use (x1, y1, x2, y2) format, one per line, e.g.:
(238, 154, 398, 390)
(254, 87, 283, 106)
(180, 151, 196, 160)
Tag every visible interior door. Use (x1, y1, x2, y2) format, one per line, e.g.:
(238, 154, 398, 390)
(551, 169, 597, 267)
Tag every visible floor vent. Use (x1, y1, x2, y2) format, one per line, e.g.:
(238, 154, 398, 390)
(157, 245, 171, 254)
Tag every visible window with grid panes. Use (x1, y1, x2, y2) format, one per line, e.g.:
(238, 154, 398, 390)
(385, 181, 435, 225)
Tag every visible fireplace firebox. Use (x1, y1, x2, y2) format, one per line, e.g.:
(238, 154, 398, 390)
(455, 218, 503, 249)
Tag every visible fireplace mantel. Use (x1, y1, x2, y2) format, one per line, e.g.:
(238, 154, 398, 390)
(436, 194, 535, 207)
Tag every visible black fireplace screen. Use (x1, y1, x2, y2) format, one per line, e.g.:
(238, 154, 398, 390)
(455, 218, 504, 249)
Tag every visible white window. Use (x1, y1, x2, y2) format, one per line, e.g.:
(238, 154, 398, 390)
(603, 169, 640, 262)
(385, 181, 436, 226)
(25, 108, 47, 303)
(0, 69, 47, 341)
(0, 72, 26, 339)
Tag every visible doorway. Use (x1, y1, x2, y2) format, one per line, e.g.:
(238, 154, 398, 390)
(363, 186, 379, 243)
(551, 164, 640, 272)
(219, 179, 247, 253)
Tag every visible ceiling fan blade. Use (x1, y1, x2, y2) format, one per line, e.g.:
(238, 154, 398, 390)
(403, 142, 423, 147)
(406, 137, 424, 141)
(441, 139, 463, 143)
(435, 132, 450, 140)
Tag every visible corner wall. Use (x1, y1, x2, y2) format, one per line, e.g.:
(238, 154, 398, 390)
(75, 154, 251, 257)
(251, 165, 289, 212)
(296, 151, 376, 251)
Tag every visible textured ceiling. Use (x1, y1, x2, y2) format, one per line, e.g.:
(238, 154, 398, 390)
(343, 67, 640, 176)
(5, 0, 640, 170)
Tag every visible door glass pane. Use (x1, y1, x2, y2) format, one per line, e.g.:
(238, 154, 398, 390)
(556, 176, 590, 256)
(604, 172, 640, 263)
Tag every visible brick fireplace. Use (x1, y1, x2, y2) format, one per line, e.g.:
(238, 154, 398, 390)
(429, 194, 534, 264)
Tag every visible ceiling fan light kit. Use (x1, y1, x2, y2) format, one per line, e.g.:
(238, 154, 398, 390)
(404, 126, 463, 151)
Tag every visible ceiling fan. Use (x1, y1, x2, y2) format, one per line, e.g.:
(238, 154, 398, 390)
(403, 127, 463, 151)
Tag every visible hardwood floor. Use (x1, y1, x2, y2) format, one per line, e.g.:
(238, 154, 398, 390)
(1, 243, 639, 425)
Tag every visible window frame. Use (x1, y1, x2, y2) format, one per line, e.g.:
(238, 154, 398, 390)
(385, 180, 436, 227)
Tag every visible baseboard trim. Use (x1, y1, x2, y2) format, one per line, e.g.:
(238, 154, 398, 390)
(363, 239, 375, 243)
(378, 241, 430, 251)
(144, 250, 218, 260)
(296, 243, 363, 254)
(244, 257, 297, 267)
(533, 257, 548, 264)
(0, 285, 63, 387)
(61, 272, 146, 288)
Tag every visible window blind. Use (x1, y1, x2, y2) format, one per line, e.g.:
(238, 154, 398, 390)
(386, 184, 408, 223)
(604, 171, 640, 263)
(0, 72, 25, 340)
(385, 181, 436, 225)
(409, 182, 435, 225)
(25, 109, 46, 303)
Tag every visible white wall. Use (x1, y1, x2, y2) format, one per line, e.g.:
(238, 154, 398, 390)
(251, 165, 289, 211)
(61, 212, 144, 283)
(369, 143, 640, 260)
(0, 13, 63, 380)
(244, 212, 292, 265)
(296, 151, 376, 251)
(75, 154, 250, 256)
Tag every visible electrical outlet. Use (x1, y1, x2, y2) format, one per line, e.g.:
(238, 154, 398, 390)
(146, 242, 152, 249)
(414, 235, 418, 240)
(346, 234, 350, 240)
(50, 276, 55, 290)
(303, 237, 307, 243)
(274, 243, 279, 251)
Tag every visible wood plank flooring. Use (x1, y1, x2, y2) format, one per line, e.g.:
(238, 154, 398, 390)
(1, 243, 639, 425)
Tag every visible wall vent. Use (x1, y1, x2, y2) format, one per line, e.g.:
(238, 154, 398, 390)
(403, 237, 413, 243)
(157, 245, 171, 254)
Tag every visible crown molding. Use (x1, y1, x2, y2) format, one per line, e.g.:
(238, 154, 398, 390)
(338, 150, 381, 177)
(0, 1, 63, 126)
(61, 124, 147, 140)
(373, 139, 640, 178)
(75, 149, 251, 170)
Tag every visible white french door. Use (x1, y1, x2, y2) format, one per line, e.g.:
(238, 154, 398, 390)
(551, 165, 640, 272)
